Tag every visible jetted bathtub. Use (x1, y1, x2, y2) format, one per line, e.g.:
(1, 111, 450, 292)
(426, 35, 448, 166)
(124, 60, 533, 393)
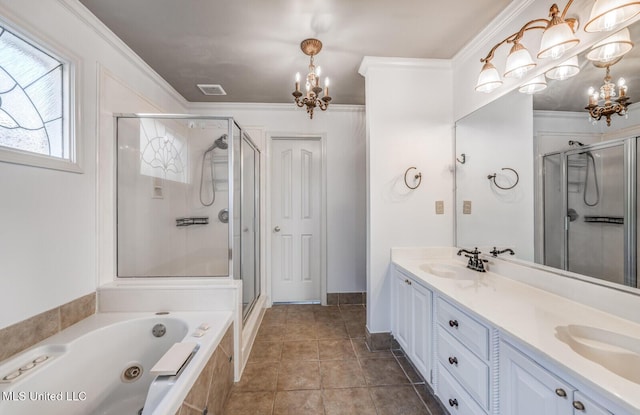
(0, 311, 232, 415)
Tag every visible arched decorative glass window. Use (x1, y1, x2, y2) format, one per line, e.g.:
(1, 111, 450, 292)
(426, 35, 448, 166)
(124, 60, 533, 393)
(0, 22, 75, 171)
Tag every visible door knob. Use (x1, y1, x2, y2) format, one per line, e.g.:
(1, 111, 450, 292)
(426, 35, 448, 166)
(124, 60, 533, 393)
(274, 226, 281, 232)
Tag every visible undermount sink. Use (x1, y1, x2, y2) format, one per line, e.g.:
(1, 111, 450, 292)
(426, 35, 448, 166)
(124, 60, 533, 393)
(555, 324, 640, 384)
(419, 262, 478, 280)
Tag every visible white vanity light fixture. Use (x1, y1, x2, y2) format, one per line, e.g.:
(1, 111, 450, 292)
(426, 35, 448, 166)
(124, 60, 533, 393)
(475, 1, 579, 94)
(545, 55, 581, 80)
(584, 0, 640, 32)
(519, 74, 548, 94)
(586, 27, 634, 62)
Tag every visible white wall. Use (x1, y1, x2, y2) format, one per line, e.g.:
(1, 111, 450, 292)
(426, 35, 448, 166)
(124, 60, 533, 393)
(359, 58, 454, 333)
(0, 0, 187, 329)
(189, 103, 367, 294)
(456, 91, 535, 260)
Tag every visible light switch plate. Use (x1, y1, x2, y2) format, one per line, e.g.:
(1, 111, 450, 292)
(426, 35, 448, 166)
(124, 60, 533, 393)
(435, 201, 444, 215)
(463, 200, 472, 214)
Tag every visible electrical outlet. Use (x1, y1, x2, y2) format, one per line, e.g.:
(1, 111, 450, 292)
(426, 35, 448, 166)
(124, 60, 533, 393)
(463, 200, 472, 214)
(435, 201, 444, 215)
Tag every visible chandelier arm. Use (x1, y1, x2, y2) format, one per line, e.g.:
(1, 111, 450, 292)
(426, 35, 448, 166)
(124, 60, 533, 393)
(512, 19, 550, 42)
(482, 18, 549, 62)
(481, 37, 513, 63)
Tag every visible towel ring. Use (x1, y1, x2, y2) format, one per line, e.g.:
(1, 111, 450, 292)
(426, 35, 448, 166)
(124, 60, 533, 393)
(488, 167, 519, 190)
(404, 167, 422, 190)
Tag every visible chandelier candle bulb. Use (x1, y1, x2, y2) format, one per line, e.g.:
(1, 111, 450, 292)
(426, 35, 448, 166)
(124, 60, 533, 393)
(324, 77, 329, 97)
(295, 73, 300, 92)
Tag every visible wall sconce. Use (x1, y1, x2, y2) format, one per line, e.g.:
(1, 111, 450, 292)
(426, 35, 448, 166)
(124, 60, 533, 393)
(585, 0, 640, 32)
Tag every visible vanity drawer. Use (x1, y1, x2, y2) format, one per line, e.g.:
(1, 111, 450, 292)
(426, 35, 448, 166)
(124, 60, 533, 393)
(437, 362, 487, 415)
(436, 297, 489, 360)
(438, 328, 489, 409)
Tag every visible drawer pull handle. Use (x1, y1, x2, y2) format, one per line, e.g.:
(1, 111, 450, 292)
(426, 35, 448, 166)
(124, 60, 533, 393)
(555, 388, 567, 398)
(573, 401, 585, 411)
(448, 398, 458, 408)
(448, 356, 458, 365)
(449, 319, 459, 328)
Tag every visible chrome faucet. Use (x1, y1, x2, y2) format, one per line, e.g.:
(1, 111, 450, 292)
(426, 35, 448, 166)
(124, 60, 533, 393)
(456, 247, 488, 272)
(489, 247, 515, 258)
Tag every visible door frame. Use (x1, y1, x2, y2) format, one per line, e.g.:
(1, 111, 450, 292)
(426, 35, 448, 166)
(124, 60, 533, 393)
(265, 133, 327, 306)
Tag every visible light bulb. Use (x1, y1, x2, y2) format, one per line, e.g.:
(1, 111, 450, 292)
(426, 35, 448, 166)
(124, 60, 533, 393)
(588, 86, 595, 95)
(316, 66, 322, 77)
(325, 77, 330, 87)
(618, 77, 626, 87)
(296, 72, 300, 82)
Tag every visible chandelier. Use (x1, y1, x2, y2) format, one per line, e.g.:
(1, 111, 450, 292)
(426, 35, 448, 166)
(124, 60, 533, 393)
(292, 38, 332, 119)
(475, 0, 640, 95)
(585, 61, 631, 126)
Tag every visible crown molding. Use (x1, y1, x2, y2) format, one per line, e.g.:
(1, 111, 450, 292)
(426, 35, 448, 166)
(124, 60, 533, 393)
(358, 56, 451, 77)
(56, 0, 187, 107)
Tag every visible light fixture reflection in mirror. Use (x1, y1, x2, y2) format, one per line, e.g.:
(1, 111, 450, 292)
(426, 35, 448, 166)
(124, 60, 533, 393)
(587, 27, 634, 62)
(458, 17, 640, 294)
(546, 55, 581, 80)
(585, 0, 640, 32)
(519, 74, 548, 94)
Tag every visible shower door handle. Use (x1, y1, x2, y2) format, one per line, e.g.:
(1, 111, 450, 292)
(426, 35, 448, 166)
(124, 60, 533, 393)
(274, 226, 281, 232)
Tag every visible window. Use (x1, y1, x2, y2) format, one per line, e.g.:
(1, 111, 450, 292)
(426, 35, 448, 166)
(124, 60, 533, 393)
(0, 21, 77, 172)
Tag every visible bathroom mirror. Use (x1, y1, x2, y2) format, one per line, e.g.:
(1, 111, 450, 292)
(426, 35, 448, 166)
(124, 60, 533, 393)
(455, 19, 640, 290)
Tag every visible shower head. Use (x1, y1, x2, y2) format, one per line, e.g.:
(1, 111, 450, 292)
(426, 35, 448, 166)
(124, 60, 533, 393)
(215, 134, 228, 150)
(568, 140, 585, 147)
(205, 134, 229, 152)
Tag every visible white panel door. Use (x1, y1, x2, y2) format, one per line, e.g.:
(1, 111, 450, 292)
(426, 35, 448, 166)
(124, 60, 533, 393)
(271, 139, 321, 302)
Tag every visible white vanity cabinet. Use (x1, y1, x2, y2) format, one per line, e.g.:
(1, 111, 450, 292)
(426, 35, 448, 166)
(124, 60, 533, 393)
(391, 267, 433, 384)
(436, 297, 494, 414)
(500, 340, 613, 415)
(391, 256, 631, 415)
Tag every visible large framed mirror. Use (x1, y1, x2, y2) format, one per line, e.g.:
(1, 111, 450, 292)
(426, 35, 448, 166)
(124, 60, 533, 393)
(455, 18, 640, 291)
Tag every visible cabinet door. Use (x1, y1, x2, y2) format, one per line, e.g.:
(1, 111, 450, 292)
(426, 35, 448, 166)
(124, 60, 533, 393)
(411, 281, 432, 383)
(393, 270, 411, 351)
(500, 341, 574, 415)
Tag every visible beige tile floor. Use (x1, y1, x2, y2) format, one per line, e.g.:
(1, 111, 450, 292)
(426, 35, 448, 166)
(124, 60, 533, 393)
(223, 304, 447, 415)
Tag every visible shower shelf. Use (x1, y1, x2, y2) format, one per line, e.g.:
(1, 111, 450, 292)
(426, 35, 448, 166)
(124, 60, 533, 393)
(176, 217, 209, 227)
(584, 216, 624, 225)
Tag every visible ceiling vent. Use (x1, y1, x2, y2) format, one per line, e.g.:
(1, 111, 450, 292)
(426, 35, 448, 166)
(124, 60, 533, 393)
(197, 84, 227, 96)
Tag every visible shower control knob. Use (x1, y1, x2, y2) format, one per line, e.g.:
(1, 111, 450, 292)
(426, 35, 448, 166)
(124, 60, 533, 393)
(274, 226, 281, 232)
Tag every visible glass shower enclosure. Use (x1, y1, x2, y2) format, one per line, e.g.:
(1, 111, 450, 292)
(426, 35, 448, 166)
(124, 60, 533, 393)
(542, 136, 637, 287)
(116, 115, 260, 319)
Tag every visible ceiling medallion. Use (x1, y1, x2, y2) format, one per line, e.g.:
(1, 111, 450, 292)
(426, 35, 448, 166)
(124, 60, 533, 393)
(292, 38, 332, 119)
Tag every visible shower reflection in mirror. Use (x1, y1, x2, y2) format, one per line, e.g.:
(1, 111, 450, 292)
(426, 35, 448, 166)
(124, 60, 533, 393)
(542, 137, 636, 287)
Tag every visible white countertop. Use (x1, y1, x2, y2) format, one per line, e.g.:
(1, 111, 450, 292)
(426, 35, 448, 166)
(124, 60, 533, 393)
(392, 249, 640, 414)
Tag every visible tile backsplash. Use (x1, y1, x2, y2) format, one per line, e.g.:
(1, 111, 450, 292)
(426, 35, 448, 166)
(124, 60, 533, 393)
(0, 292, 96, 362)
